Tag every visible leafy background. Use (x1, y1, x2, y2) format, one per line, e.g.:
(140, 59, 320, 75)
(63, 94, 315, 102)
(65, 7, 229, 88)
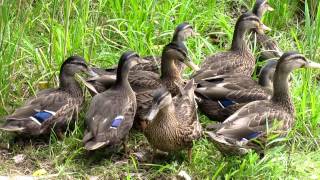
(0, 0, 320, 179)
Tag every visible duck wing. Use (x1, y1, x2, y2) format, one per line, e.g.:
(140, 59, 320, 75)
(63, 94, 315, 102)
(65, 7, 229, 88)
(129, 70, 161, 92)
(1, 89, 76, 132)
(196, 74, 270, 101)
(83, 89, 136, 150)
(216, 100, 292, 141)
(193, 52, 250, 81)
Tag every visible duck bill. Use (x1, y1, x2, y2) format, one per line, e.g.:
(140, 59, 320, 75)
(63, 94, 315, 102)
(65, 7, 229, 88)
(191, 31, 200, 36)
(266, 4, 274, 11)
(87, 68, 99, 77)
(256, 24, 271, 34)
(184, 59, 200, 71)
(76, 74, 99, 94)
(137, 58, 150, 64)
(146, 107, 159, 122)
(305, 60, 320, 69)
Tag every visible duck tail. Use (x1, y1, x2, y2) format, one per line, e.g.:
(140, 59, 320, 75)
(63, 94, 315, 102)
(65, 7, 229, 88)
(83, 131, 110, 151)
(0, 122, 25, 132)
(84, 140, 109, 151)
(205, 131, 249, 156)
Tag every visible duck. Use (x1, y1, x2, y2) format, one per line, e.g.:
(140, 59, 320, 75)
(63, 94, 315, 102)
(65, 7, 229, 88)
(132, 38, 199, 129)
(83, 52, 148, 151)
(0, 56, 96, 137)
(251, 0, 283, 60)
(192, 12, 270, 82)
(195, 59, 277, 122)
(205, 52, 320, 155)
(143, 79, 202, 161)
(86, 23, 199, 93)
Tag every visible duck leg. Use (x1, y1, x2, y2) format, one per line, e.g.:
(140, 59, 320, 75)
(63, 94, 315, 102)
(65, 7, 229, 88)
(123, 136, 129, 155)
(151, 148, 157, 162)
(187, 148, 192, 162)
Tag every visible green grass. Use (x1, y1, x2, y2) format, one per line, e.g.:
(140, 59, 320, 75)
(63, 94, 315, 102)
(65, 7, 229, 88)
(0, 0, 320, 179)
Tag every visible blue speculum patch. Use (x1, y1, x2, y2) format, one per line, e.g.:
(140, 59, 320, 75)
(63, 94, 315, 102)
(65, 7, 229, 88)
(111, 116, 124, 128)
(218, 98, 236, 108)
(241, 131, 262, 141)
(32, 111, 54, 123)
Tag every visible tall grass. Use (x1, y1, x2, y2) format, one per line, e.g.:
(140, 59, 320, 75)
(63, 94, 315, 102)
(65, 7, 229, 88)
(0, 0, 319, 178)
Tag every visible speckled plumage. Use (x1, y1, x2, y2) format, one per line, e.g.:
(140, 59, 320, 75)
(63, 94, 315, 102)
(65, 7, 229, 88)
(144, 80, 202, 160)
(192, 12, 266, 82)
(206, 52, 320, 155)
(196, 60, 277, 122)
(83, 52, 145, 151)
(0, 56, 92, 136)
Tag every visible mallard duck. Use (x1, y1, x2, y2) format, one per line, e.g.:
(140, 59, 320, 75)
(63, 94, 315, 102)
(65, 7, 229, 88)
(144, 79, 202, 161)
(195, 60, 277, 122)
(86, 23, 198, 93)
(0, 56, 95, 137)
(192, 12, 270, 81)
(132, 39, 199, 129)
(206, 52, 320, 155)
(251, 0, 283, 60)
(83, 52, 148, 151)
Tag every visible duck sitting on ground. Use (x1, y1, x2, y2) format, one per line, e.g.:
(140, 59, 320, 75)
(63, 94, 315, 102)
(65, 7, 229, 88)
(83, 52, 148, 152)
(144, 79, 202, 162)
(86, 23, 199, 93)
(206, 52, 320, 155)
(0, 56, 96, 137)
(196, 60, 277, 122)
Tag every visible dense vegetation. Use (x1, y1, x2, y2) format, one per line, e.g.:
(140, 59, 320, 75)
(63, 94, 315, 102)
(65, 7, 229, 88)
(0, 0, 320, 179)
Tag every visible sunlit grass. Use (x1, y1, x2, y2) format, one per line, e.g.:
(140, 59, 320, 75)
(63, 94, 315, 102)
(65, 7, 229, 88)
(0, 0, 319, 178)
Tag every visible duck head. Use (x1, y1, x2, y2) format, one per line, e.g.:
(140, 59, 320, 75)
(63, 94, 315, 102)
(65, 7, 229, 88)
(258, 59, 277, 89)
(277, 52, 320, 74)
(162, 42, 200, 74)
(115, 51, 149, 84)
(238, 12, 271, 35)
(252, 0, 274, 18)
(172, 23, 199, 42)
(60, 56, 97, 77)
(146, 88, 172, 122)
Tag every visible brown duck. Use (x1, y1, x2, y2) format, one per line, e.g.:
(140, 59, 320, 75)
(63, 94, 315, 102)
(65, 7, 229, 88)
(206, 52, 320, 155)
(192, 12, 270, 82)
(0, 56, 95, 137)
(144, 80, 202, 161)
(83, 52, 148, 151)
(195, 59, 277, 122)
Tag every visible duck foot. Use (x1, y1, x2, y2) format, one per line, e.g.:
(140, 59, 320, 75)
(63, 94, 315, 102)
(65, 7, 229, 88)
(187, 148, 192, 163)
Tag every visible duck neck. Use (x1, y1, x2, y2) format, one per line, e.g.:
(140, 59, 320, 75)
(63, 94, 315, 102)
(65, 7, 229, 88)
(115, 63, 131, 90)
(172, 32, 184, 42)
(154, 103, 175, 124)
(161, 55, 181, 81)
(253, 8, 263, 19)
(271, 70, 294, 113)
(59, 72, 83, 97)
(231, 23, 248, 52)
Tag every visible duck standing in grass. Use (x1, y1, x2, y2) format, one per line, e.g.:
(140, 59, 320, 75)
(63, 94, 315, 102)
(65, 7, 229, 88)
(206, 52, 320, 155)
(0, 56, 96, 137)
(192, 12, 270, 81)
(192, 12, 270, 121)
(86, 23, 199, 93)
(195, 60, 277, 122)
(144, 80, 202, 162)
(251, 0, 283, 60)
(83, 52, 148, 152)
